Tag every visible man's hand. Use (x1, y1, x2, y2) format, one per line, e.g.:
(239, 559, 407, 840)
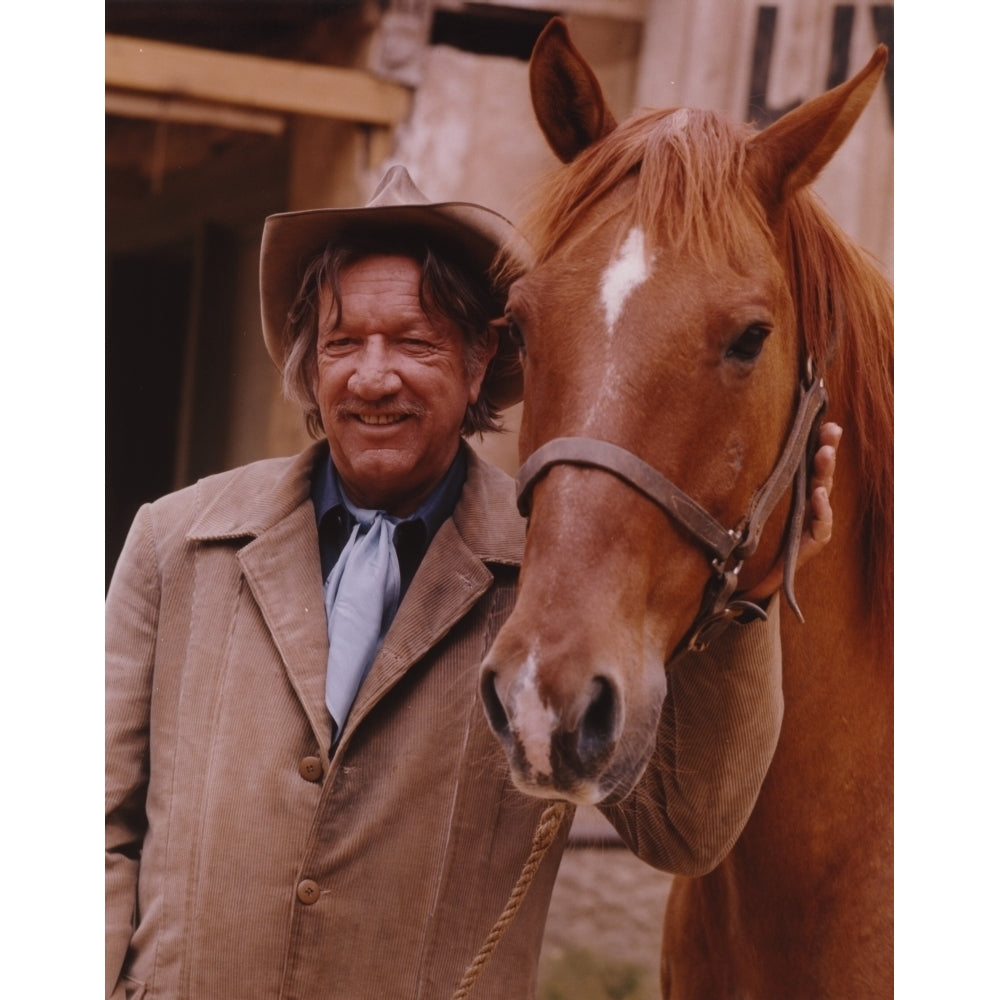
(740, 422, 842, 602)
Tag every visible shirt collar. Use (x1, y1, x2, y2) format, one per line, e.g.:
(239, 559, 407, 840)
(311, 447, 468, 580)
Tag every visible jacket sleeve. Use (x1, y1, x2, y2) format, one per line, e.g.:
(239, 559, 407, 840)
(600, 602, 783, 876)
(105, 505, 159, 998)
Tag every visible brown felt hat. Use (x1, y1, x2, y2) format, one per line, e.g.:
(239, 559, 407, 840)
(259, 165, 531, 411)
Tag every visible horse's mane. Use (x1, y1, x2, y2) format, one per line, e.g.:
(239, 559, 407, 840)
(501, 106, 893, 627)
(783, 194, 894, 627)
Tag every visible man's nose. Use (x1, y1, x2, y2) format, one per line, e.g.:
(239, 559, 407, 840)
(347, 341, 403, 398)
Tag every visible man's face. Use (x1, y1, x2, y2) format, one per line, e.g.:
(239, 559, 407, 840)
(314, 254, 495, 516)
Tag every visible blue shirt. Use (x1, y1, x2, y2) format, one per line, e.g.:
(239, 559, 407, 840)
(311, 448, 468, 597)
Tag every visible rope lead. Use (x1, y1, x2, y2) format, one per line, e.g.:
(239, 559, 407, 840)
(451, 800, 569, 1000)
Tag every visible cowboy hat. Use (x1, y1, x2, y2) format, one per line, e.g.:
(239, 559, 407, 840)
(259, 164, 530, 411)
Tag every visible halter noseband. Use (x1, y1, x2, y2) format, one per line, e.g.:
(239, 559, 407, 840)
(516, 366, 828, 652)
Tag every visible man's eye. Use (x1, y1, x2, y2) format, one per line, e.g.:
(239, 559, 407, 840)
(725, 324, 770, 362)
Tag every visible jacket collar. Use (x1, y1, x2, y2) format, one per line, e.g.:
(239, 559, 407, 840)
(187, 440, 327, 542)
(452, 443, 525, 567)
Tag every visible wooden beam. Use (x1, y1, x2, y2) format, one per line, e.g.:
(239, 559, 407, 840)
(105, 34, 411, 127)
(106, 90, 286, 135)
(432, 0, 647, 20)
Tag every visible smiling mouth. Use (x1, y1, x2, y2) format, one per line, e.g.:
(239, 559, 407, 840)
(352, 412, 409, 426)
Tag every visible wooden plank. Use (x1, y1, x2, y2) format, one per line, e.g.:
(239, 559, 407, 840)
(106, 34, 411, 127)
(106, 90, 286, 135)
(433, 0, 647, 21)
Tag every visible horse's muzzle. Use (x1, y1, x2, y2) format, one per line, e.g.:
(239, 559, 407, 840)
(479, 665, 624, 804)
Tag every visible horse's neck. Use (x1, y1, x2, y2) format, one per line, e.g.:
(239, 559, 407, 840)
(733, 435, 892, 878)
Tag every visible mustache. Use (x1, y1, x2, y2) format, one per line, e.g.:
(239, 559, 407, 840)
(334, 399, 428, 420)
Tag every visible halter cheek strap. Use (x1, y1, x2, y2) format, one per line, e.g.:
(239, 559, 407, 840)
(515, 370, 828, 652)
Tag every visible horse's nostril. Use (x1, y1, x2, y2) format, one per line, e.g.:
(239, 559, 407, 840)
(480, 670, 510, 736)
(577, 676, 618, 762)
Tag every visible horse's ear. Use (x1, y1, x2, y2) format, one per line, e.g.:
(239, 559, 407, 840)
(529, 17, 618, 163)
(749, 45, 888, 200)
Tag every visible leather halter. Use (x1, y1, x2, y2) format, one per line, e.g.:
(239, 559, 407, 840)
(516, 367, 828, 652)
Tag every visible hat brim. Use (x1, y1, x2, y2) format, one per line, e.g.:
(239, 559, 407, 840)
(260, 201, 530, 412)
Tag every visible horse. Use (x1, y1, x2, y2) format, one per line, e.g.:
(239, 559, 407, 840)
(479, 18, 893, 999)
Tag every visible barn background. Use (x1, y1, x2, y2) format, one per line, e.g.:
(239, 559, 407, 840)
(105, 2, 893, 996)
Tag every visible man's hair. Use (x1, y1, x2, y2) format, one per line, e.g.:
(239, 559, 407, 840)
(281, 230, 503, 438)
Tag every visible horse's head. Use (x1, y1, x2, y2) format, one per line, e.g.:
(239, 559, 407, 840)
(480, 18, 887, 805)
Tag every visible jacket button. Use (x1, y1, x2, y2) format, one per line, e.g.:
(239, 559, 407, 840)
(298, 756, 323, 781)
(297, 879, 320, 905)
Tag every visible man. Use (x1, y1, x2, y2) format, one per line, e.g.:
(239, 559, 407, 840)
(106, 165, 837, 999)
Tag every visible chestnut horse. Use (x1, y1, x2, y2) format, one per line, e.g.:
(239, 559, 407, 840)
(480, 19, 892, 999)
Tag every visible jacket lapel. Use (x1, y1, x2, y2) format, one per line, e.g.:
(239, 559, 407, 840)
(238, 508, 333, 753)
(189, 442, 334, 753)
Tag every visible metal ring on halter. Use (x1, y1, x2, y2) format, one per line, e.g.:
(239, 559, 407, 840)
(711, 553, 744, 578)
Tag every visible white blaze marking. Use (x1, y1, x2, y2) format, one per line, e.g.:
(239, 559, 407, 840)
(600, 226, 651, 335)
(510, 656, 557, 778)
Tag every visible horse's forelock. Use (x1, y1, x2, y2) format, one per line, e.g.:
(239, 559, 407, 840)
(635, 110, 763, 261)
(499, 108, 765, 284)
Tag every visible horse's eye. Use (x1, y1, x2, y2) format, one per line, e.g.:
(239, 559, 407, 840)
(726, 324, 771, 362)
(505, 311, 526, 354)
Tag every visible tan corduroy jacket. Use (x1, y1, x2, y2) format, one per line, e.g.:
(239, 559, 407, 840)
(106, 441, 783, 1000)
